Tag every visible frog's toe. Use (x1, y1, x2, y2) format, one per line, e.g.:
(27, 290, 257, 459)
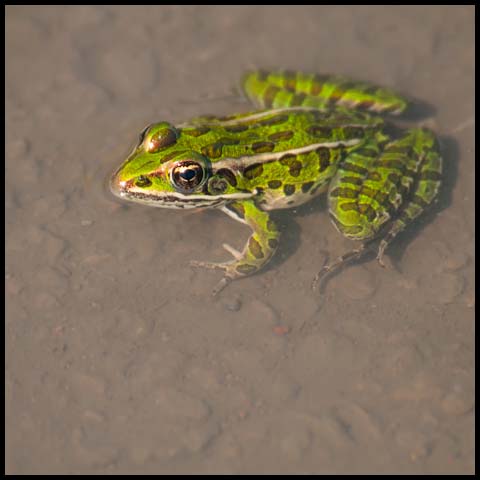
(376, 255, 387, 268)
(222, 243, 243, 260)
(376, 240, 388, 268)
(190, 259, 230, 272)
(190, 260, 238, 296)
(311, 271, 324, 291)
(311, 262, 334, 292)
(212, 276, 233, 297)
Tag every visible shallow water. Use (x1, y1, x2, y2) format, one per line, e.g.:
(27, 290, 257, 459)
(6, 5, 474, 474)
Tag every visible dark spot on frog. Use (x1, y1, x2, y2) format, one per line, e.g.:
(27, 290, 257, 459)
(251, 141, 275, 153)
(181, 126, 211, 137)
(257, 114, 289, 126)
(290, 93, 306, 106)
(268, 130, 294, 142)
(248, 237, 264, 259)
(301, 181, 314, 193)
(317, 147, 331, 171)
(224, 124, 249, 133)
(288, 160, 302, 177)
(243, 163, 264, 179)
(268, 180, 282, 189)
(216, 168, 237, 187)
(343, 126, 365, 139)
(308, 125, 332, 137)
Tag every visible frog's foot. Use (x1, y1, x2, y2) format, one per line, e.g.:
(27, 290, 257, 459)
(189, 258, 235, 296)
(190, 243, 264, 296)
(312, 243, 373, 292)
(189, 200, 280, 296)
(190, 243, 249, 272)
(191, 200, 280, 297)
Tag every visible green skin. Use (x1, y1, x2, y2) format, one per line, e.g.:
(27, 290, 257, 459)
(110, 70, 442, 295)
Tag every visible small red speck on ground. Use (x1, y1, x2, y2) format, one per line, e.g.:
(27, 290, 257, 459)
(273, 325, 290, 336)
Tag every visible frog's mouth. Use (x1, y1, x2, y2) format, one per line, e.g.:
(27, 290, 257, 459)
(115, 189, 228, 209)
(110, 175, 253, 209)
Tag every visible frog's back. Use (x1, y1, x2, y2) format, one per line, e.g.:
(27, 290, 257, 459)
(178, 108, 381, 163)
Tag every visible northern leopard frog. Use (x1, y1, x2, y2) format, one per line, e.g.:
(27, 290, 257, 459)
(110, 70, 442, 295)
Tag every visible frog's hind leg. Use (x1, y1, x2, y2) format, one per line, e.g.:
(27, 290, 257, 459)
(312, 137, 386, 291)
(376, 128, 442, 266)
(242, 70, 408, 114)
(314, 127, 442, 291)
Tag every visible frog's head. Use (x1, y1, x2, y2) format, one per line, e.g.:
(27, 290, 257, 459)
(110, 122, 253, 209)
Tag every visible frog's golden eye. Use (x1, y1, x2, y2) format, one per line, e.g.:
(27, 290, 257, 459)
(135, 175, 152, 188)
(146, 127, 179, 153)
(171, 161, 204, 192)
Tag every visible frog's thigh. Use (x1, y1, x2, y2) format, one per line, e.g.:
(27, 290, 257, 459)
(327, 127, 442, 250)
(377, 128, 442, 260)
(221, 200, 280, 279)
(327, 141, 385, 242)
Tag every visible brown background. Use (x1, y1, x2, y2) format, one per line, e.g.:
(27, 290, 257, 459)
(6, 5, 474, 474)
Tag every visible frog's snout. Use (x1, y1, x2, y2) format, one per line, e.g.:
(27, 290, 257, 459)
(109, 170, 127, 198)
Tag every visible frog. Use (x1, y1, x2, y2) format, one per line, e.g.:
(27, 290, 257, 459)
(110, 70, 442, 295)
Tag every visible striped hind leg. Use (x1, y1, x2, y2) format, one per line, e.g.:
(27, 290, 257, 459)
(242, 70, 408, 114)
(313, 136, 388, 289)
(376, 129, 442, 265)
(313, 128, 442, 290)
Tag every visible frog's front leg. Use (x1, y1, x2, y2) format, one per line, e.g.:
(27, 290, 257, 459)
(190, 199, 280, 296)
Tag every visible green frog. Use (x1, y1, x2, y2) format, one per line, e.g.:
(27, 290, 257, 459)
(110, 70, 442, 295)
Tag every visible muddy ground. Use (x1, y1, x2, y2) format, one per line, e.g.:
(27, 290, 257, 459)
(6, 5, 474, 474)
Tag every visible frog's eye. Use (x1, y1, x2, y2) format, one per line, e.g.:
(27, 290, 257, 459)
(146, 126, 179, 153)
(135, 175, 152, 188)
(171, 161, 204, 192)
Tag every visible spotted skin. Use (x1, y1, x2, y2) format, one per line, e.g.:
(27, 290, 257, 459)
(328, 128, 441, 244)
(110, 69, 442, 295)
(376, 129, 442, 263)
